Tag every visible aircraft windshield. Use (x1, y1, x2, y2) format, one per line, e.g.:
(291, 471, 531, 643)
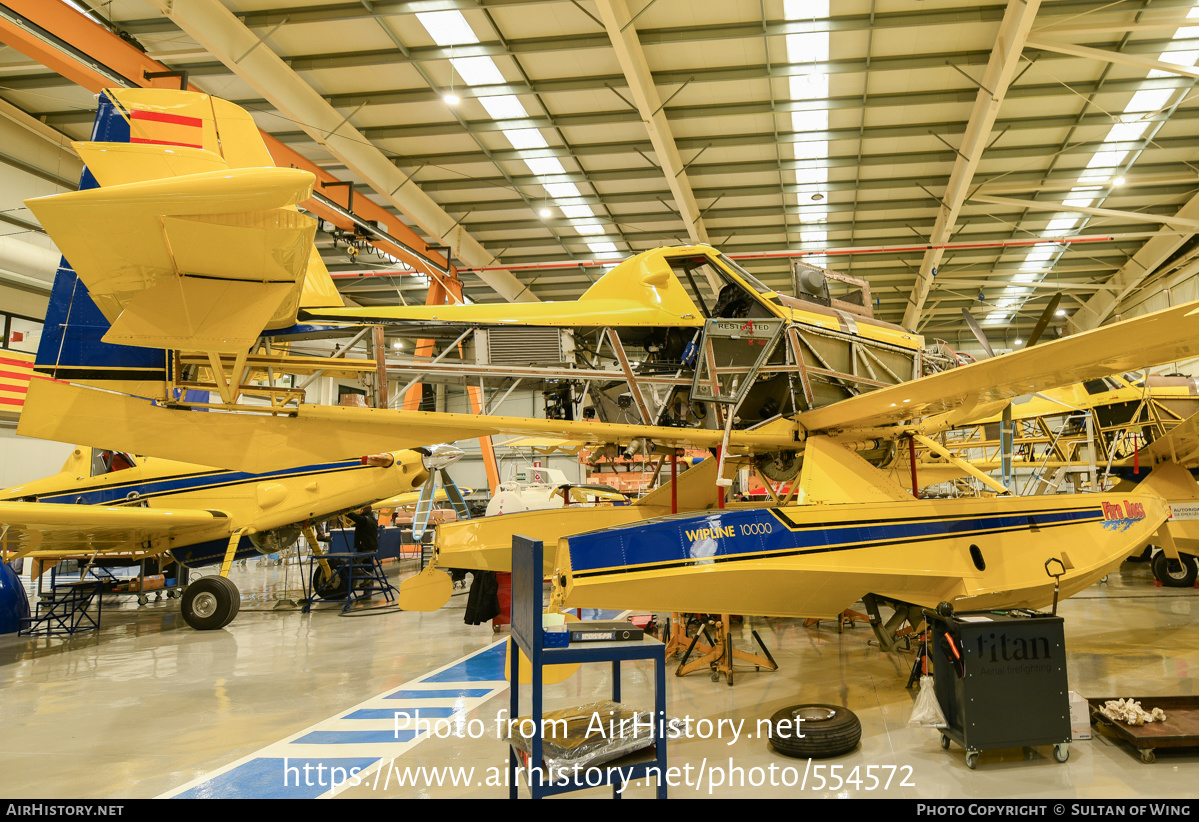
(91, 449, 136, 476)
(715, 253, 776, 296)
(667, 254, 777, 320)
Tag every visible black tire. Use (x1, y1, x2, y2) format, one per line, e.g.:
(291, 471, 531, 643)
(767, 703, 861, 759)
(1152, 551, 1198, 588)
(312, 562, 349, 600)
(181, 576, 240, 630)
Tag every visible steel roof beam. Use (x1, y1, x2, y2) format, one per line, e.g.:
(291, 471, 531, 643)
(1068, 191, 1199, 332)
(903, 0, 1041, 330)
(115, 0, 1194, 40)
(1026, 37, 1199, 81)
(591, 0, 701, 243)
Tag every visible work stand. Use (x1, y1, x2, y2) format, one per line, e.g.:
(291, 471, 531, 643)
(20, 580, 103, 636)
(507, 535, 668, 799)
(301, 549, 396, 613)
(667, 613, 778, 686)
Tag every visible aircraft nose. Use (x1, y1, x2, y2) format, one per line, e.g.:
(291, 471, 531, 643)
(422, 443, 464, 471)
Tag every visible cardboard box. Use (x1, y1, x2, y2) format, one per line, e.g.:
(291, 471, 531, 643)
(1069, 691, 1091, 740)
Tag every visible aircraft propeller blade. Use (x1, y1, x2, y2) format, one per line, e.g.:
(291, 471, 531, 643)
(961, 307, 995, 358)
(411, 473, 438, 541)
(439, 468, 471, 521)
(1026, 293, 1063, 347)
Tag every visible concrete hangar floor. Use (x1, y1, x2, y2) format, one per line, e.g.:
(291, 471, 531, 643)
(1, 558, 1195, 800)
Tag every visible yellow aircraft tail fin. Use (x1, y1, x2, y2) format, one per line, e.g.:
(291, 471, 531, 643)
(635, 455, 726, 510)
(799, 435, 914, 504)
(298, 247, 345, 309)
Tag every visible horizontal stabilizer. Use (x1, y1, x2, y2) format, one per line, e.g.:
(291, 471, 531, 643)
(104, 278, 298, 354)
(25, 167, 317, 344)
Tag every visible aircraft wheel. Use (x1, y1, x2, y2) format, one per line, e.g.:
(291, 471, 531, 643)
(766, 704, 861, 759)
(1151, 551, 1198, 588)
(181, 576, 240, 630)
(311, 562, 349, 600)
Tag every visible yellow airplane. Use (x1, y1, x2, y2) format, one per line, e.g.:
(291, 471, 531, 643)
(14, 86, 1199, 627)
(0, 444, 460, 629)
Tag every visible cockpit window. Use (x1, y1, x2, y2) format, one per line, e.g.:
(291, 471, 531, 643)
(91, 449, 136, 476)
(715, 253, 776, 296)
(668, 254, 777, 320)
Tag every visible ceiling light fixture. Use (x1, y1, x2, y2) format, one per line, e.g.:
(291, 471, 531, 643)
(443, 92, 460, 106)
(539, 207, 551, 218)
(811, 193, 824, 201)
(1112, 176, 1126, 186)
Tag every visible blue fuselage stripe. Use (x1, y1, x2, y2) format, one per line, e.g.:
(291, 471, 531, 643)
(17, 460, 366, 507)
(567, 506, 1101, 575)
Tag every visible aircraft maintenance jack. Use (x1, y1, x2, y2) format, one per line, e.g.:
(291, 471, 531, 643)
(803, 609, 870, 632)
(675, 613, 778, 686)
(20, 575, 103, 636)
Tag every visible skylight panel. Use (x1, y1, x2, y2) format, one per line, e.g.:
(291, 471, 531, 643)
(503, 128, 549, 149)
(480, 95, 528, 120)
(416, 11, 479, 46)
(784, 0, 829, 18)
(983, 312, 1009, 324)
(451, 56, 505, 86)
(524, 157, 566, 175)
(791, 141, 827, 160)
(575, 225, 605, 236)
(786, 32, 829, 62)
(1085, 151, 1126, 169)
(1105, 122, 1149, 143)
(790, 73, 829, 101)
(560, 205, 595, 219)
(1123, 88, 1173, 113)
(543, 182, 580, 199)
(587, 242, 619, 256)
(1045, 217, 1080, 232)
(791, 110, 829, 133)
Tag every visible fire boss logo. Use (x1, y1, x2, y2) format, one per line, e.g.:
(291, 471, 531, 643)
(1101, 500, 1147, 531)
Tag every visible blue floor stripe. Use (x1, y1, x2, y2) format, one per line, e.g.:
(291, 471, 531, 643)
(293, 730, 417, 745)
(385, 688, 494, 700)
(420, 643, 506, 683)
(173, 757, 377, 799)
(344, 707, 457, 721)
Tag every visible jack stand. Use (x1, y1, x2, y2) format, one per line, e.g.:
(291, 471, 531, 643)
(803, 609, 870, 633)
(905, 630, 931, 689)
(675, 613, 778, 686)
(662, 613, 690, 659)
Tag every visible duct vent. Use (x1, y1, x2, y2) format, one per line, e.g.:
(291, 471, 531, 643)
(485, 327, 565, 365)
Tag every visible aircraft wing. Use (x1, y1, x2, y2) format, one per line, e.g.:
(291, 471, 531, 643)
(307, 299, 703, 329)
(373, 488, 473, 510)
(18, 377, 801, 473)
(0, 501, 224, 560)
(1126, 409, 1199, 468)
(797, 301, 1199, 432)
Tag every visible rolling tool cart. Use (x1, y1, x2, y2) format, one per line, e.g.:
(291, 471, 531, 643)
(926, 604, 1071, 769)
